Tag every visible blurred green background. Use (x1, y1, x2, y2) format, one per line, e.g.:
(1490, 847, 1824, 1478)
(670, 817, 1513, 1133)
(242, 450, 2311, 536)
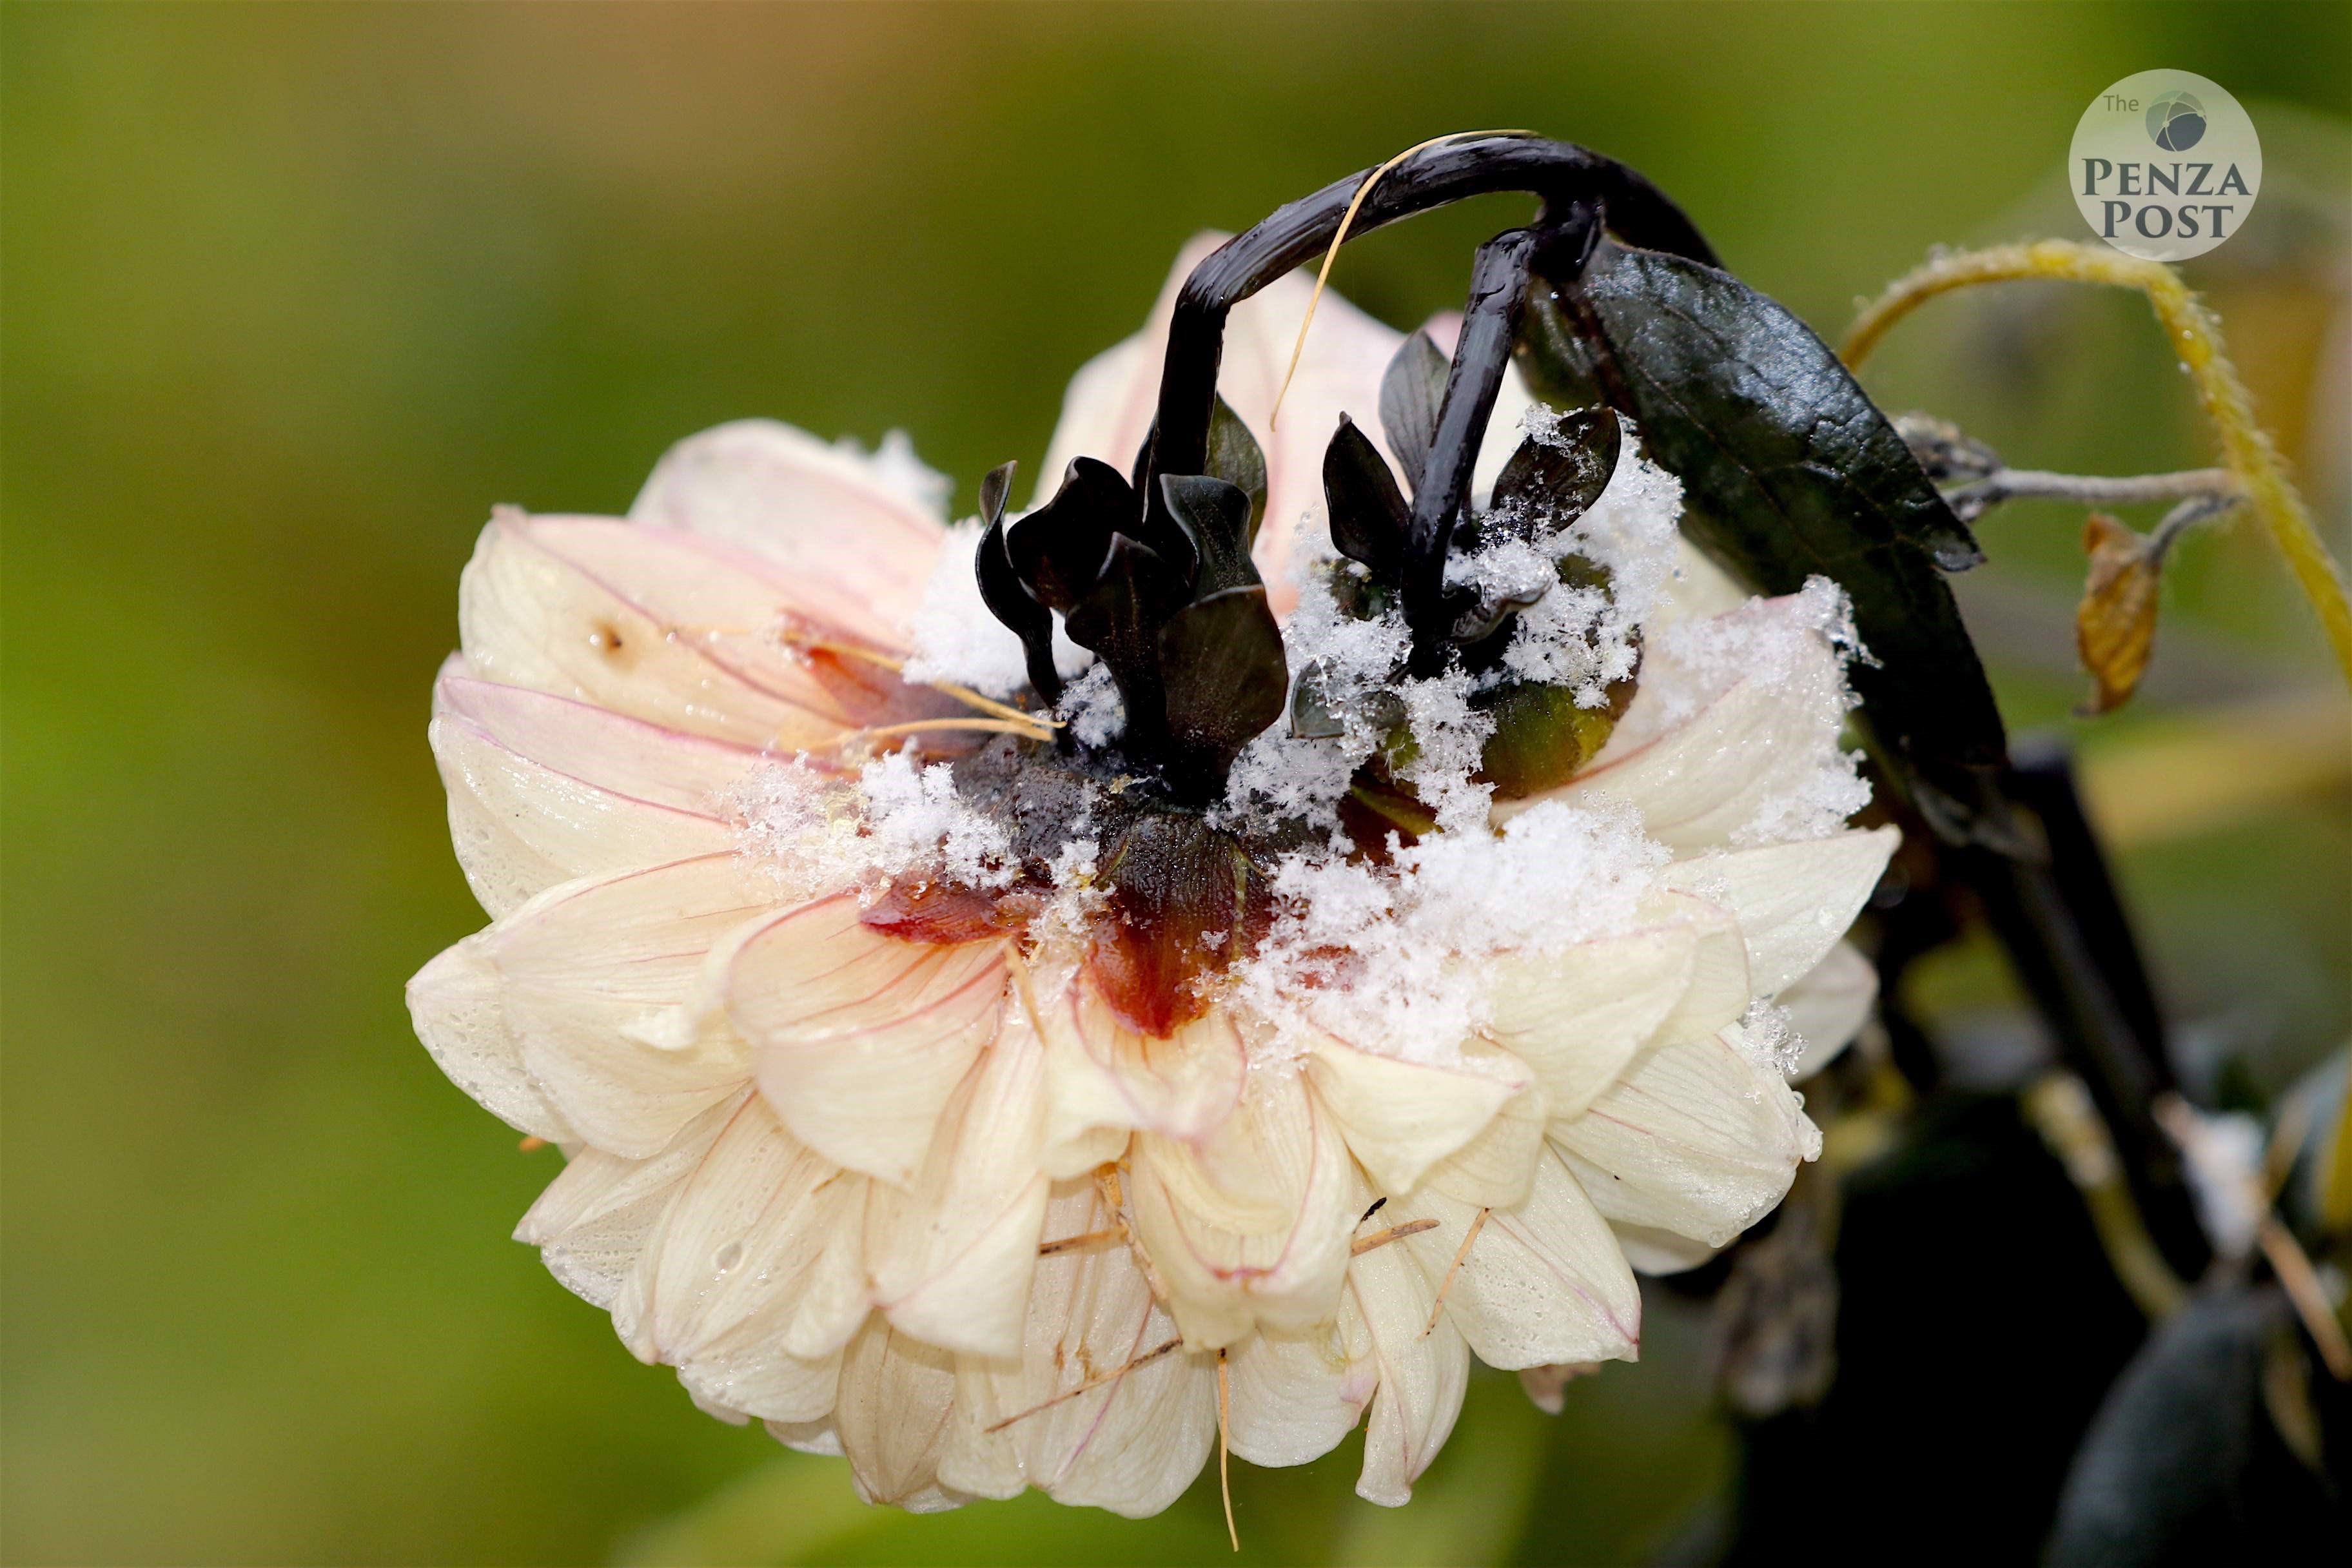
(5, 3, 2347, 1564)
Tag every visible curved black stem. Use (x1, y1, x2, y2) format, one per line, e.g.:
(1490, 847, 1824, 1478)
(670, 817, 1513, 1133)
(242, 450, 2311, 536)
(1146, 134, 1716, 495)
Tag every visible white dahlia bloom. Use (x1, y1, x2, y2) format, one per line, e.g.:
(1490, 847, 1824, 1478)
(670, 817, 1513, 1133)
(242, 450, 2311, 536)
(409, 237, 1895, 1516)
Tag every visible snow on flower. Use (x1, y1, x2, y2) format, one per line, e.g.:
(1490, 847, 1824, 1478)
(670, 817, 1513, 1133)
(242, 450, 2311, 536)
(408, 238, 1896, 1517)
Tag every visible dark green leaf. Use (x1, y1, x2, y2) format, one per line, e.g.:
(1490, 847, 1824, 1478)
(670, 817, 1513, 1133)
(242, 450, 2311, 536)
(1156, 473, 1256, 594)
(1287, 659, 1345, 740)
(1522, 238, 2010, 845)
(1489, 407, 1620, 538)
(1379, 331, 1449, 495)
(1206, 396, 1268, 544)
(1005, 456, 1130, 611)
(1322, 414, 1410, 580)
(1157, 583, 1287, 776)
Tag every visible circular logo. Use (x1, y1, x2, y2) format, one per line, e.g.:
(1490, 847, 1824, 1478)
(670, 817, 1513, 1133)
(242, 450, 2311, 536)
(2072, 70, 2260, 260)
(2146, 91, 2206, 150)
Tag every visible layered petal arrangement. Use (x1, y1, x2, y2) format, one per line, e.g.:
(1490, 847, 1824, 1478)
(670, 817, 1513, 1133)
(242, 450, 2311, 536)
(411, 236, 1896, 1518)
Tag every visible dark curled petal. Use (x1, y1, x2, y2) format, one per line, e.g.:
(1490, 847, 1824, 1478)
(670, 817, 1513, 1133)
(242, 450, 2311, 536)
(1063, 534, 1186, 718)
(1206, 397, 1268, 545)
(1379, 331, 1450, 495)
(1157, 583, 1288, 781)
(978, 459, 1017, 530)
(1006, 456, 1132, 609)
(1322, 414, 1411, 580)
(1489, 407, 1621, 538)
(974, 518, 1061, 702)
(1156, 473, 1257, 594)
(1521, 237, 2011, 845)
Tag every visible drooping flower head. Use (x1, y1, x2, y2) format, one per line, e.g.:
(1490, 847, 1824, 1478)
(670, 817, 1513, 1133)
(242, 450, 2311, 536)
(410, 135, 1897, 1516)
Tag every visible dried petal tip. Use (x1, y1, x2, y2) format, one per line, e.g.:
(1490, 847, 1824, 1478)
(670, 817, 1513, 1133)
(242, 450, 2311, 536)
(2075, 512, 2162, 716)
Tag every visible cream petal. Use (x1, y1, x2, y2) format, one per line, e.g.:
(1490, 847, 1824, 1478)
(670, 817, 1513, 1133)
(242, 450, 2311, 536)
(1422, 1084, 1549, 1209)
(1128, 1068, 1355, 1348)
(489, 856, 769, 1158)
(435, 674, 766, 813)
(429, 713, 736, 903)
(1224, 1320, 1375, 1469)
(865, 1012, 1052, 1358)
(1777, 941, 1877, 1080)
(407, 934, 574, 1141)
(1034, 233, 1406, 607)
(1305, 1031, 1528, 1196)
(1608, 1222, 1722, 1276)
(766, 1416, 843, 1455)
(943, 1181, 1219, 1516)
(725, 895, 1009, 1186)
(516, 1088, 745, 1314)
(833, 1315, 970, 1513)
(1035, 969, 1248, 1152)
(1345, 1186, 1470, 1507)
(640, 1095, 863, 1420)
(1392, 1146, 1640, 1371)
(1485, 925, 1699, 1122)
(1545, 600, 1853, 852)
(456, 513, 852, 749)
(1549, 1029, 1821, 1250)
(1660, 827, 1899, 995)
(629, 419, 944, 636)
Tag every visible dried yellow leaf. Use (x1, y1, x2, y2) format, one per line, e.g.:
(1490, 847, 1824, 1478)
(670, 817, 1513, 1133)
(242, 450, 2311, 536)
(2076, 512, 2161, 716)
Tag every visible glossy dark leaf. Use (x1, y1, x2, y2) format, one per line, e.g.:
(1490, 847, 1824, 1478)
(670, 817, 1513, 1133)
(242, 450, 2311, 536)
(1322, 414, 1410, 580)
(1522, 238, 2011, 845)
(1379, 331, 1449, 494)
(1062, 534, 1184, 708)
(1287, 659, 1345, 740)
(1156, 473, 1257, 594)
(1005, 456, 1132, 611)
(973, 518, 1060, 701)
(1206, 397, 1268, 545)
(1157, 583, 1288, 777)
(1489, 406, 1620, 538)
(977, 459, 1017, 531)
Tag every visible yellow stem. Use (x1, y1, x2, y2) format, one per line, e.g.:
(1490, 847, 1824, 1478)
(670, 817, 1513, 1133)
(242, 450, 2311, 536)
(1842, 240, 2352, 695)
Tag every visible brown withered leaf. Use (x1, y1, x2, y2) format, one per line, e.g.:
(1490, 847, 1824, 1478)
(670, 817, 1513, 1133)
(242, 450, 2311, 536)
(2075, 512, 2162, 716)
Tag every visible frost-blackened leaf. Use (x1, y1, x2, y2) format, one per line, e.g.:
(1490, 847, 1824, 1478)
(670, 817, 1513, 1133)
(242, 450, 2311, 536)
(975, 517, 1059, 701)
(1522, 238, 2010, 845)
(1490, 407, 1620, 539)
(1206, 397, 1268, 545)
(1380, 331, 1450, 494)
(1006, 456, 1131, 611)
(1288, 660, 1346, 740)
(1323, 414, 1411, 580)
(1157, 473, 1257, 595)
(978, 459, 1017, 530)
(1159, 584, 1288, 779)
(1063, 534, 1185, 703)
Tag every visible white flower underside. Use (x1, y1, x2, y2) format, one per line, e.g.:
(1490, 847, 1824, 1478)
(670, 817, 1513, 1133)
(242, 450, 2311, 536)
(407, 244, 1896, 1516)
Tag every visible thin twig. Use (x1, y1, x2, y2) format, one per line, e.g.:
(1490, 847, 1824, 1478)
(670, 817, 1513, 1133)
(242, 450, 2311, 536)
(1944, 466, 2239, 524)
(1422, 1208, 1489, 1337)
(834, 717, 1057, 748)
(1037, 1227, 1126, 1257)
(981, 1338, 1183, 1432)
(1216, 1349, 1239, 1553)
(1351, 1219, 1438, 1256)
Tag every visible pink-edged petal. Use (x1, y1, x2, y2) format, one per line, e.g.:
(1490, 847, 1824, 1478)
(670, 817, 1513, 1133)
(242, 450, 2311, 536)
(1344, 1175, 1470, 1507)
(1225, 1320, 1375, 1469)
(456, 512, 850, 749)
(407, 934, 575, 1141)
(1660, 827, 1898, 995)
(1485, 923, 1700, 1121)
(941, 1180, 1218, 1516)
(486, 857, 770, 1158)
(1549, 1028, 1821, 1250)
(436, 674, 767, 812)
(630, 419, 945, 635)
(515, 1088, 744, 1316)
(865, 1010, 1052, 1358)
(1305, 1031, 1528, 1196)
(1422, 1085, 1549, 1209)
(1035, 233, 1406, 607)
(1778, 941, 1877, 1080)
(1127, 1067, 1356, 1348)
(1035, 967, 1248, 1153)
(832, 1315, 970, 1513)
(1392, 1145, 1640, 1371)
(725, 895, 1009, 1186)
(638, 1094, 866, 1420)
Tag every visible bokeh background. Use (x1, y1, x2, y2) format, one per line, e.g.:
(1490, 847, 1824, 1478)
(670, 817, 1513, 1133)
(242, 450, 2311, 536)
(5, 3, 2347, 1564)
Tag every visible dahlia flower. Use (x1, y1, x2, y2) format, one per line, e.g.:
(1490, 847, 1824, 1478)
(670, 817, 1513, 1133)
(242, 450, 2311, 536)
(410, 234, 1894, 1516)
